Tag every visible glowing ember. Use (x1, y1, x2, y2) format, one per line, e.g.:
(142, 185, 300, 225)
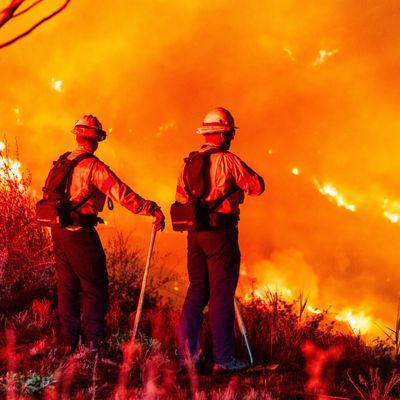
(314, 180, 356, 212)
(292, 167, 299, 175)
(50, 77, 63, 92)
(13, 108, 22, 125)
(335, 310, 371, 334)
(312, 49, 338, 66)
(157, 121, 176, 137)
(283, 47, 297, 63)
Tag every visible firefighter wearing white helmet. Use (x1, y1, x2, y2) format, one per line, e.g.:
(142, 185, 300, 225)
(46, 114, 165, 354)
(174, 107, 264, 373)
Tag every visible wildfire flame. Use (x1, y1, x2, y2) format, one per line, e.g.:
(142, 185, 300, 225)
(313, 179, 400, 226)
(241, 285, 292, 303)
(241, 279, 372, 334)
(335, 310, 371, 335)
(282, 48, 338, 66)
(382, 199, 400, 224)
(0, 141, 23, 189)
(307, 305, 323, 315)
(314, 179, 356, 212)
(312, 49, 338, 66)
(384, 211, 399, 224)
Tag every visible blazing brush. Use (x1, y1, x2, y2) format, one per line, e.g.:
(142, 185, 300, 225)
(132, 225, 157, 340)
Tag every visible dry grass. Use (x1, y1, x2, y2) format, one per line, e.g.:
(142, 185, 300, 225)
(1, 294, 400, 399)
(348, 368, 400, 400)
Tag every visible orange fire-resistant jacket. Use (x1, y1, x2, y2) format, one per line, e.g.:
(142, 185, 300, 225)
(66, 147, 155, 217)
(176, 143, 265, 215)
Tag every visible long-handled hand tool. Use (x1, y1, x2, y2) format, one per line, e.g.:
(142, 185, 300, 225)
(234, 299, 254, 366)
(132, 225, 157, 340)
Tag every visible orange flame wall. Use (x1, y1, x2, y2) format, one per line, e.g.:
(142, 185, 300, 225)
(1, 0, 400, 332)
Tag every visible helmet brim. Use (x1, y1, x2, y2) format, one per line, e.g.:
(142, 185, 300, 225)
(196, 125, 239, 135)
(71, 127, 107, 141)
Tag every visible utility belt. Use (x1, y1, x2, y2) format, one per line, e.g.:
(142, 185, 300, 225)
(69, 212, 104, 228)
(208, 212, 239, 230)
(171, 186, 240, 232)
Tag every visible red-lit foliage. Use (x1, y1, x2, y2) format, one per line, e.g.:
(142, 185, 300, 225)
(302, 340, 344, 395)
(0, 143, 55, 315)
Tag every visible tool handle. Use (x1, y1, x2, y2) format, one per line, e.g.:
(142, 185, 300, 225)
(234, 299, 254, 366)
(132, 225, 157, 340)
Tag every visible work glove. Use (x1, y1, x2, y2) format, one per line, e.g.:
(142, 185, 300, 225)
(144, 201, 165, 231)
(153, 206, 166, 232)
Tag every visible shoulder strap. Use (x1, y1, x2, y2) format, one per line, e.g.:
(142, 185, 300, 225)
(63, 153, 97, 192)
(71, 188, 98, 211)
(66, 153, 98, 211)
(208, 185, 239, 212)
(182, 151, 199, 198)
(49, 152, 96, 191)
(59, 152, 71, 161)
(183, 148, 221, 199)
(183, 148, 239, 209)
(43, 152, 71, 194)
(69, 152, 98, 166)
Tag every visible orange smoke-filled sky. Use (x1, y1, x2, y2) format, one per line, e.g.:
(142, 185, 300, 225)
(1, 0, 400, 332)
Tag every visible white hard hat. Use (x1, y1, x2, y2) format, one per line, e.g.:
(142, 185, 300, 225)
(196, 107, 239, 135)
(71, 115, 107, 141)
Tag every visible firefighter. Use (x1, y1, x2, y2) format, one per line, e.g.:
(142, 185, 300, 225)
(176, 107, 265, 373)
(50, 114, 165, 354)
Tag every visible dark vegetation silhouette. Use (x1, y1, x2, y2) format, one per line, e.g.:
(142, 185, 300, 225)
(0, 0, 71, 49)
